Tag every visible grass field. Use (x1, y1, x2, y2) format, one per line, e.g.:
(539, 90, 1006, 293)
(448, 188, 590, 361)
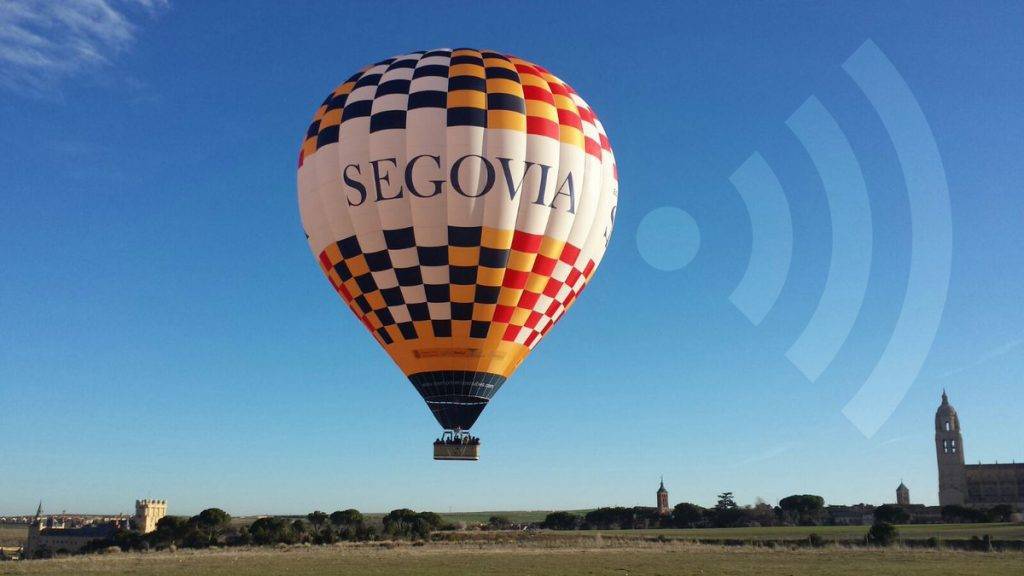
(560, 522, 1024, 542)
(0, 526, 26, 548)
(4, 521, 1021, 548)
(1, 541, 1022, 576)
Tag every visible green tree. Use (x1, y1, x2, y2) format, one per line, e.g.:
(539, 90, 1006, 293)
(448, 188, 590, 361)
(715, 492, 738, 510)
(330, 509, 364, 529)
(873, 504, 911, 525)
(150, 516, 190, 547)
(779, 495, 826, 525)
(415, 511, 444, 530)
(190, 508, 231, 545)
(383, 508, 419, 537)
(709, 492, 748, 527)
(632, 507, 663, 529)
(542, 511, 580, 530)
(671, 503, 705, 528)
(248, 517, 294, 545)
(306, 511, 329, 536)
(291, 519, 309, 542)
(584, 507, 634, 529)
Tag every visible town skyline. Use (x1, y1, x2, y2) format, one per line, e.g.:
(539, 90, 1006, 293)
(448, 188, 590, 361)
(5, 391, 1018, 518)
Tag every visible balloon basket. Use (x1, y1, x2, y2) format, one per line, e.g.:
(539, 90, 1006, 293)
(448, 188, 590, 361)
(433, 430, 480, 461)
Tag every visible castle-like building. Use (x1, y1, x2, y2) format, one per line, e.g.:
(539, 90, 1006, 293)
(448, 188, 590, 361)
(935, 391, 1023, 509)
(135, 500, 167, 534)
(23, 499, 166, 558)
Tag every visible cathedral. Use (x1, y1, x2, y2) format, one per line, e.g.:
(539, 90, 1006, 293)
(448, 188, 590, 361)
(935, 391, 1023, 509)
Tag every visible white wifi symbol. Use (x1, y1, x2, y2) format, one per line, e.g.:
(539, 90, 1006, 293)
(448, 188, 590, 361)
(729, 40, 952, 438)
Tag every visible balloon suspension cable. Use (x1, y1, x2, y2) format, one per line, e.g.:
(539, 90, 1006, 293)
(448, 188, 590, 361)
(433, 428, 481, 461)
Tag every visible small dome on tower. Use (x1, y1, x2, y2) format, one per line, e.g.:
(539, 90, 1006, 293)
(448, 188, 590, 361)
(935, 390, 959, 430)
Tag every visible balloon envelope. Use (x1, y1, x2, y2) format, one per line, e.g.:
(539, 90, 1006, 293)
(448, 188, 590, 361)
(297, 49, 618, 431)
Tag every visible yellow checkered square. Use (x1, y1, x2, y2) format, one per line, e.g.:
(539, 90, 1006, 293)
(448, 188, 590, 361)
(449, 246, 479, 266)
(450, 284, 475, 302)
(477, 267, 505, 286)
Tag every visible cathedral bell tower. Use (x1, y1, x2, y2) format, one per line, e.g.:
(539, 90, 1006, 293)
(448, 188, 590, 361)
(935, 390, 966, 506)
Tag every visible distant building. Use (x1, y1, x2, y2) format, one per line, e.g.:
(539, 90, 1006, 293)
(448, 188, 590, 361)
(135, 500, 167, 534)
(896, 482, 910, 506)
(24, 503, 121, 558)
(935, 391, 1023, 510)
(825, 504, 875, 526)
(23, 499, 166, 558)
(656, 478, 669, 515)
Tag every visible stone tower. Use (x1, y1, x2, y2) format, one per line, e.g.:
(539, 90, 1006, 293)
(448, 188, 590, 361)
(896, 481, 910, 505)
(24, 502, 45, 557)
(656, 477, 669, 515)
(134, 499, 167, 534)
(935, 391, 966, 506)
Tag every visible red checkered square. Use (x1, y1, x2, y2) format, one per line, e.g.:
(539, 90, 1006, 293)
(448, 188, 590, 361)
(502, 269, 528, 289)
(493, 304, 514, 323)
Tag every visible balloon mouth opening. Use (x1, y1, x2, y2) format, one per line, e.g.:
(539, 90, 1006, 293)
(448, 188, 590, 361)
(408, 371, 507, 430)
(425, 398, 489, 430)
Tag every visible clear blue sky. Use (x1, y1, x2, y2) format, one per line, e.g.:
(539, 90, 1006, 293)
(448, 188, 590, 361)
(2, 1, 1022, 516)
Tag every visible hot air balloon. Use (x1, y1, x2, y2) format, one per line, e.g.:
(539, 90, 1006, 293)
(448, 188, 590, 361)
(297, 49, 617, 460)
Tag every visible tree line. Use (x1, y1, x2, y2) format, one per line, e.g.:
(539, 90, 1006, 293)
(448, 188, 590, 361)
(542, 493, 1020, 530)
(876, 503, 1017, 525)
(73, 507, 452, 555)
(542, 493, 824, 530)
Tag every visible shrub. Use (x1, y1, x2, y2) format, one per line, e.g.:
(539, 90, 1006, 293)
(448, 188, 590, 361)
(867, 522, 898, 547)
(807, 533, 825, 548)
(971, 535, 994, 552)
(487, 515, 511, 530)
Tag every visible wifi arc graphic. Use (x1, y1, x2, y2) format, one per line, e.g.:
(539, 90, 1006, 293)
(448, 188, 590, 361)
(729, 40, 952, 437)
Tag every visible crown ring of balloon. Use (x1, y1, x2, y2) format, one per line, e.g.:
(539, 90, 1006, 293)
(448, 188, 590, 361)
(298, 49, 618, 460)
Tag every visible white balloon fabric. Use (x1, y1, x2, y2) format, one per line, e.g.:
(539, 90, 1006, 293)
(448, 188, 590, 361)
(298, 49, 618, 431)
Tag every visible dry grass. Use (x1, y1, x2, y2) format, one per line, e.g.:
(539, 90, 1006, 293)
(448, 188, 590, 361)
(557, 522, 1024, 541)
(0, 527, 26, 548)
(1, 540, 1022, 576)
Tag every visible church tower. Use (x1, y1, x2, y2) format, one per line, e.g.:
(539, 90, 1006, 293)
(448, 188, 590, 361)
(896, 481, 910, 505)
(935, 391, 966, 506)
(656, 477, 669, 515)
